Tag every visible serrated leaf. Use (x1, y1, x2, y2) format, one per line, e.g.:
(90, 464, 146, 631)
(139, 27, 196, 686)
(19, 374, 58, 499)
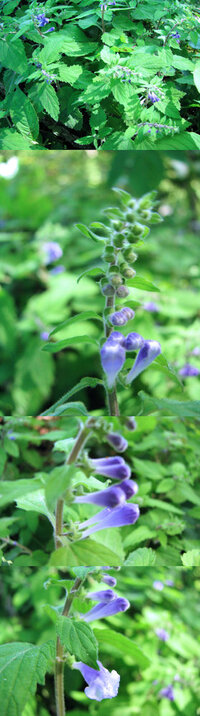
(56, 617, 98, 667)
(0, 641, 54, 716)
(38, 84, 60, 121)
(124, 547, 157, 566)
(0, 478, 43, 507)
(181, 549, 200, 567)
(0, 38, 28, 73)
(49, 539, 123, 566)
(58, 64, 83, 84)
(10, 88, 39, 140)
(137, 392, 200, 418)
(93, 629, 150, 668)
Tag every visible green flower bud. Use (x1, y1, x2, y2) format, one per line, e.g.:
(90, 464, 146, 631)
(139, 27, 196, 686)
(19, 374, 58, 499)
(131, 223, 144, 236)
(103, 247, 115, 262)
(116, 285, 130, 297)
(113, 234, 125, 248)
(139, 209, 152, 220)
(121, 264, 136, 279)
(123, 248, 138, 262)
(110, 273, 123, 287)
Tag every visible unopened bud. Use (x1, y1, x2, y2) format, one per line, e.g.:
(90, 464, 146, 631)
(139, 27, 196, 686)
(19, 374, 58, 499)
(113, 234, 125, 248)
(131, 223, 144, 236)
(110, 273, 123, 287)
(125, 417, 137, 431)
(116, 285, 130, 297)
(123, 248, 138, 262)
(121, 264, 136, 279)
(101, 283, 115, 296)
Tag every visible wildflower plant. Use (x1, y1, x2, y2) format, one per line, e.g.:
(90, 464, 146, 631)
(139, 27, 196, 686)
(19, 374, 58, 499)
(0, 0, 199, 148)
(42, 187, 165, 416)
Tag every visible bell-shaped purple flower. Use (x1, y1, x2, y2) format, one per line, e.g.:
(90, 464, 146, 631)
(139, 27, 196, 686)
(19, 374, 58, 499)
(125, 339, 161, 384)
(43, 241, 63, 264)
(83, 597, 130, 622)
(153, 580, 164, 591)
(106, 331, 126, 345)
(102, 574, 117, 587)
(179, 363, 199, 377)
(119, 478, 138, 498)
(109, 308, 135, 326)
(86, 589, 116, 602)
(106, 432, 128, 452)
(159, 685, 175, 701)
(74, 484, 126, 508)
(73, 660, 120, 701)
(79, 503, 140, 539)
(89, 456, 131, 480)
(100, 338, 125, 388)
(155, 628, 169, 642)
(124, 333, 144, 351)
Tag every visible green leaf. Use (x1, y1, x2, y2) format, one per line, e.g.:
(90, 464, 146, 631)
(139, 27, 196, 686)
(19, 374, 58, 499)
(49, 539, 123, 566)
(49, 311, 102, 337)
(75, 223, 103, 242)
(58, 64, 83, 84)
(51, 401, 88, 416)
(38, 84, 60, 121)
(16, 489, 55, 526)
(127, 276, 160, 292)
(193, 62, 200, 93)
(123, 526, 155, 549)
(45, 464, 76, 510)
(181, 549, 200, 567)
(0, 38, 28, 73)
(42, 334, 99, 353)
(137, 392, 200, 418)
(93, 629, 150, 668)
(0, 129, 36, 150)
(77, 267, 105, 283)
(10, 88, 39, 140)
(124, 547, 157, 566)
(0, 478, 43, 507)
(40, 377, 103, 416)
(56, 617, 98, 667)
(0, 641, 54, 716)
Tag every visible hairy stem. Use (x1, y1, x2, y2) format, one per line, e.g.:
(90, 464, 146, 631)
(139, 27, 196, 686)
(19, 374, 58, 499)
(55, 578, 83, 716)
(55, 420, 93, 549)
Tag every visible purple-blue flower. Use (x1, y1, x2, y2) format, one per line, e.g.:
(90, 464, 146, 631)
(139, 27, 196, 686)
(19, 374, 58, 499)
(35, 14, 49, 27)
(73, 660, 120, 701)
(106, 332, 126, 345)
(40, 331, 49, 341)
(124, 333, 144, 351)
(125, 339, 161, 384)
(83, 597, 130, 622)
(50, 265, 65, 275)
(148, 91, 160, 103)
(159, 685, 175, 701)
(155, 628, 169, 642)
(153, 580, 164, 591)
(100, 337, 126, 387)
(106, 432, 128, 452)
(43, 241, 63, 264)
(165, 579, 174, 587)
(143, 301, 159, 313)
(109, 307, 135, 326)
(89, 456, 131, 480)
(45, 26, 55, 33)
(179, 363, 200, 377)
(190, 347, 200, 356)
(78, 503, 140, 538)
(102, 574, 117, 587)
(171, 31, 180, 43)
(75, 484, 127, 508)
(86, 589, 116, 602)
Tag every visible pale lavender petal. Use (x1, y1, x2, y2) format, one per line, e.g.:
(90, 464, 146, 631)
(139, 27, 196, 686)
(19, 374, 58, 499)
(73, 660, 120, 701)
(155, 628, 169, 642)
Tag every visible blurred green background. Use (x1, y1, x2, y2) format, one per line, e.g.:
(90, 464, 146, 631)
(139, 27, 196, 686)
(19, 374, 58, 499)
(0, 150, 200, 416)
(0, 565, 199, 716)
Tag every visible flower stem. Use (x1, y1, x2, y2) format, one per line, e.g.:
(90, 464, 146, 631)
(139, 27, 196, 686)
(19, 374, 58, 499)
(55, 578, 83, 716)
(104, 295, 120, 417)
(55, 420, 93, 549)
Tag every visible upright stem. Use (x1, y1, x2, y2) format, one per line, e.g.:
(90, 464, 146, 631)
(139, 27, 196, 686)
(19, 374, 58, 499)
(55, 420, 93, 549)
(104, 295, 120, 417)
(55, 578, 83, 716)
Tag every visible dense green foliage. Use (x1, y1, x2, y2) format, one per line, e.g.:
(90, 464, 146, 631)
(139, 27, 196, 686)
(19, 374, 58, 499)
(0, 565, 199, 715)
(0, 150, 200, 416)
(0, 1, 199, 149)
(1, 415, 200, 567)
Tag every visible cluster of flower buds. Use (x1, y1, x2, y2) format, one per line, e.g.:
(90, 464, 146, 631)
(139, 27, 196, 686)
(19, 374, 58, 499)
(74, 450, 139, 538)
(34, 13, 55, 31)
(73, 567, 128, 700)
(109, 307, 135, 326)
(100, 330, 161, 388)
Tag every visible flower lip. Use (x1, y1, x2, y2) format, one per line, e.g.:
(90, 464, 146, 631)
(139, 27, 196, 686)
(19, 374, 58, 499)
(83, 596, 130, 623)
(79, 503, 140, 538)
(73, 660, 120, 701)
(100, 339, 126, 388)
(125, 339, 161, 384)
